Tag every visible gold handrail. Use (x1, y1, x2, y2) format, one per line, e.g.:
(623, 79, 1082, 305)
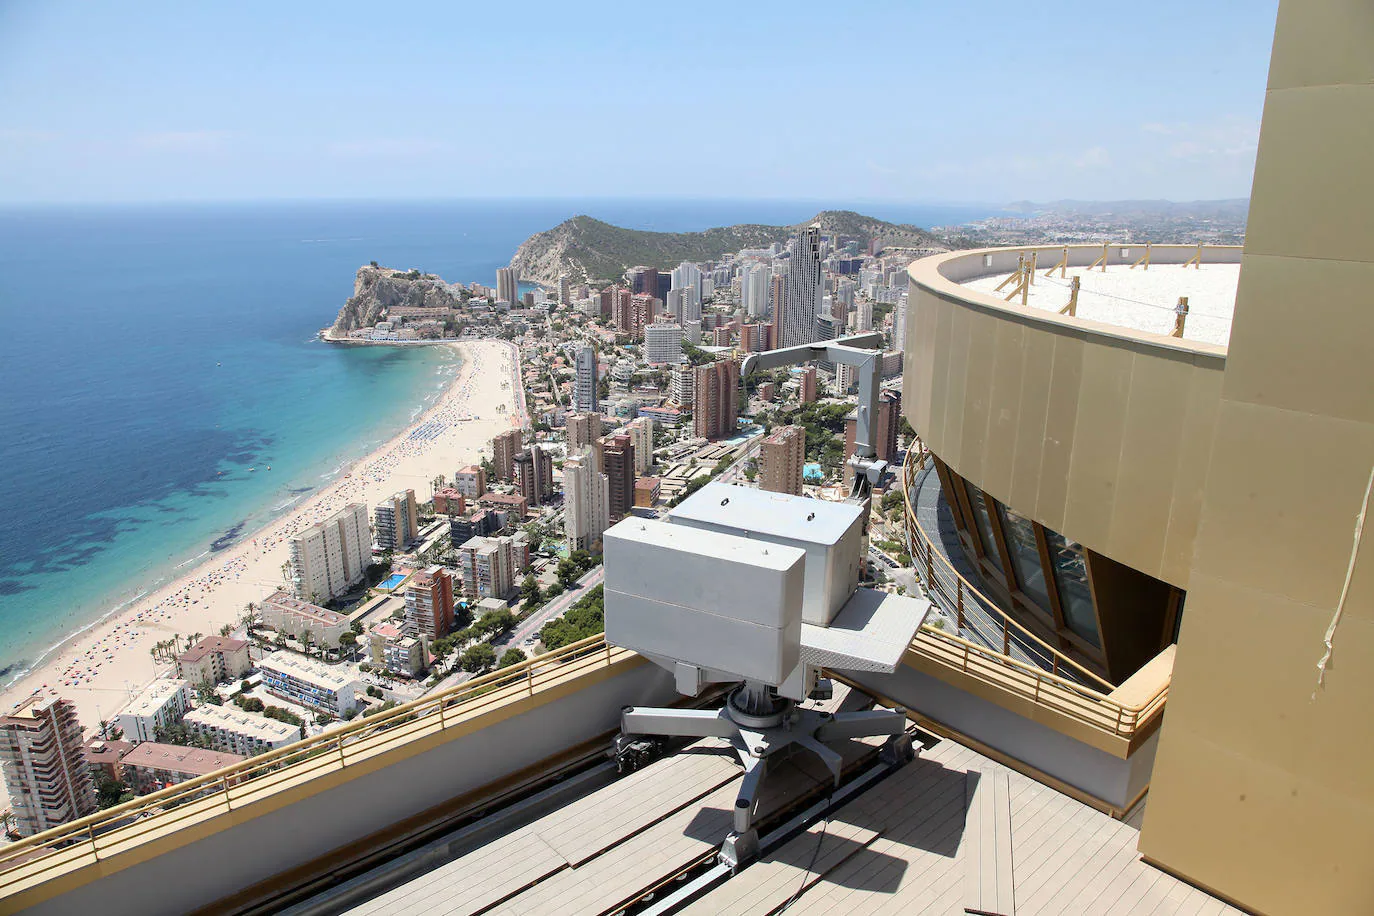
(0, 632, 621, 882)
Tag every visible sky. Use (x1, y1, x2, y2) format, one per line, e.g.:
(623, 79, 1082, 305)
(0, 1, 1280, 206)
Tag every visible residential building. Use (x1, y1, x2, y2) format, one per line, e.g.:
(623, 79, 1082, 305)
(601, 286, 630, 325)
(692, 359, 740, 440)
(448, 507, 494, 545)
(287, 503, 370, 602)
(431, 487, 466, 517)
(457, 536, 519, 600)
(183, 706, 299, 757)
(670, 262, 701, 311)
(798, 365, 817, 403)
(780, 226, 823, 348)
(373, 489, 419, 551)
(739, 323, 766, 353)
(670, 366, 694, 406)
(565, 412, 602, 455)
(175, 635, 251, 685)
(740, 263, 769, 318)
(643, 322, 683, 365)
(564, 447, 609, 553)
(495, 267, 518, 306)
(258, 652, 358, 715)
(119, 742, 245, 795)
(843, 388, 899, 479)
(367, 623, 426, 678)
(601, 434, 636, 523)
(491, 428, 523, 482)
(759, 425, 805, 495)
(571, 346, 599, 414)
(855, 299, 874, 332)
(628, 294, 653, 340)
(475, 491, 529, 527)
(0, 694, 96, 836)
(82, 737, 131, 785)
(557, 274, 570, 305)
(404, 566, 455, 641)
(633, 477, 660, 508)
(260, 589, 348, 649)
(453, 466, 487, 499)
(625, 416, 654, 475)
(115, 678, 193, 745)
(758, 381, 775, 401)
(835, 361, 856, 394)
(513, 445, 553, 507)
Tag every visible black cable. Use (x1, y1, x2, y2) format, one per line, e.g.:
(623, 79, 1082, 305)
(777, 792, 831, 913)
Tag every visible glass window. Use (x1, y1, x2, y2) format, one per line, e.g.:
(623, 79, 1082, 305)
(1043, 530, 1100, 647)
(962, 483, 1003, 573)
(996, 504, 1053, 613)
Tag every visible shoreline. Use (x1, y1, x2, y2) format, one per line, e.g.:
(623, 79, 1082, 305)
(0, 339, 523, 776)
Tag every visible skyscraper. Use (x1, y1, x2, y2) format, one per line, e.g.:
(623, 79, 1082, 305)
(741, 263, 769, 318)
(625, 416, 654, 475)
(566, 412, 603, 455)
(693, 359, 740, 440)
(573, 345, 598, 413)
(557, 274, 570, 305)
(563, 447, 609, 552)
(628, 294, 653, 340)
(496, 267, 519, 305)
(759, 424, 806, 495)
(374, 490, 418, 551)
(601, 434, 636, 523)
(671, 261, 702, 313)
(670, 366, 695, 406)
(643, 322, 684, 365)
(780, 226, 823, 348)
(404, 566, 455, 641)
(491, 428, 523, 482)
(514, 445, 554, 506)
(288, 503, 370, 603)
(0, 694, 96, 837)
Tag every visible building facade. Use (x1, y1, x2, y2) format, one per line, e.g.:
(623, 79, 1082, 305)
(119, 743, 245, 795)
(175, 636, 252, 685)
(495, 267, 518, 306)
(491, 429, 523, 482)
(565, 412, 602, 455)
(643, 322, 684, 365)
(513, 445, 554, 507)
(258, 653, 358, 715)
(625, 416, 654, 475)
(0, 695, 97, 836)
(260, 590, 349, 649)
(457, 535, 519, 600)
(692, 359, 740, 441)
(670, 366, 694, 406)
(780, 226, 823, 348)
(601, 434, 635, 523)
(573, 344, 599, 413)
(183, 706, 298, 757)
(115, 678, 193, 745)
(288, 503, 370, 603)
(453, 466, 487, 499)
(403, 566, 455, 641)
(564, 447, 610, 553)
(373, 489, 419, 552)
(759, 424, 805, 495)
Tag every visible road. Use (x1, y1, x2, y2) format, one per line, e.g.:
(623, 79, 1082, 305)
(495, 565, 605, 653)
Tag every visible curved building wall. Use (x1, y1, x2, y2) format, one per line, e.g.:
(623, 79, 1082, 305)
(902, 245, 1236, 592)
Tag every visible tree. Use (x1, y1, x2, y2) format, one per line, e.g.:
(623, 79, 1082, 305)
(498, 648, 527, 668)
(880, 490, 905, 516)
(556, 558, 580, 588)
(520, 574, 542, 605)
(350, 619, 365, 635)
(545, 581, 565, 599)
(460, 643, 496, 673)
(540, 585, 605, 650)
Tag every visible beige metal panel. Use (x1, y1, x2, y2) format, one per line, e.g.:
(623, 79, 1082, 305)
(1224, 253, 1374, 426)
(1158, 359, 1223, 587)
(1007, 328, 1054, 513)
(1188, 402, 1374, 611)
(958, 306, 999, 490)
(1266, 0, 1374, 90)
(1033, 333, 1086, 534)
(1107, 351, 1194, 580)
(1062, 342, 1132, 552)
(1244, 83, 1374, 264)
(982, 318, 1028, 504)
(941, 295, 973, 471)
(922, 292, 957, 463)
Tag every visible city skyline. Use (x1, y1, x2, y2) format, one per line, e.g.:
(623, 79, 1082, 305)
(0, 2, 1277, 205)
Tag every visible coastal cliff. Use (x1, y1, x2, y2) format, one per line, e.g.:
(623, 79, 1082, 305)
(507, 210, 951, 285)
(331, 266, 459, 334)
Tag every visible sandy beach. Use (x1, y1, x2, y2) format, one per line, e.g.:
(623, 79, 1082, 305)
(0, 338, 523, 796)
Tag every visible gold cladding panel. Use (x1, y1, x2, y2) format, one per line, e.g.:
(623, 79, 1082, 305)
(1034, 332, 1085, 534)
(1244, 83, 1374, 264)
(941, 297, 972, 471)
(1159, 358, 1223, 586)
(1266, 0, 1374, 90)
(1061, 342, 1132, 552)
(980, 317, 1026, 502)
(1007, 328, 1054, 511)
(957, 307, 998, 488)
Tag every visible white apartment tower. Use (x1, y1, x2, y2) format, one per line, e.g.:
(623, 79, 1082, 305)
(856, 299, 874, 333)
(643, 322, 684, 365)
(288, 503, 370, 602)
(741, 264, 770, 319)
(625, 416, 654, 475)
(0, 695, 96, 837)
(671, 262, 702, 314)
(781, 226, 823, 348)
(563, 447, 610, 553)
(670, 366, 695, 406)
(573, 345, 599, 413)
(374, 489, 419, 552)
(458, 536, 518, 599)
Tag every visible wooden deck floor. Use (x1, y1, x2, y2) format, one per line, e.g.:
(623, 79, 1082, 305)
(342, 707, 1237, 916)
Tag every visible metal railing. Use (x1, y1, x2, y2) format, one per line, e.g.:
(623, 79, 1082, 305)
(900, 445, 1169, 741)
(0, 634, 627, 893)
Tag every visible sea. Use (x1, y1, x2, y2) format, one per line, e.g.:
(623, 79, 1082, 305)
(0, 198, 997, 684)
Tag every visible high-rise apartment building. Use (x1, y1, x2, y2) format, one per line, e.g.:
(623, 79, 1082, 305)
(573, 345, 599, 413)
(565, 412, 602, 455)
(891, 293, 907, 351)
(741, 263, 769, 318)
(643, 322, 683, 365)
(457, 535, 520, 600)
(288, 503, 371, 603)
(798, 365, 818, 404)
(670, 366, 694, 406)
(514, 445, 553, 507)
(628, 266, 659, 299)
(600, 286, 630, 324)
(628, 294, 653, 340)
(557, 274, 570, 305)
(692, 359, 740, 441)
(856, 299, 874, 332)
(780, 226, 823, 348)
(671, 262, 701, 311)
(491, 429, 523, 482)
(453, 465, 486, 499)
(563, 447, 609, 553)
(625, 416, 654, 475)
(0, 694, 96, 837)
(759, 424, 805, 495)
(404, 566, 455, 641)
(738, 323, 766, 353)
(495, 267, 518, 306)
(373, 489, 419, 551)
(601, 434, 636, 523)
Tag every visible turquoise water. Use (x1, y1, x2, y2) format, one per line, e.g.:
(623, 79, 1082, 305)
(379, 573, 408, 590)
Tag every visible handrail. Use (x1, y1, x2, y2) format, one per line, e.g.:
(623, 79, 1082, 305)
(899, 444, 1170, 738)
(0, 633, 622, 884)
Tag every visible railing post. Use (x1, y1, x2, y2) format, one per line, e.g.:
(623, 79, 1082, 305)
(1003, 624, 1010, 656)
(956, 584, 965, 630)
(439, 695, 447, 729)
(1116, 705, 1125, 736)
(925, 551, 933, 589)
(336, 735, 346, 769)
(87, 825, 100, 863)
(221, 775, 232, 811)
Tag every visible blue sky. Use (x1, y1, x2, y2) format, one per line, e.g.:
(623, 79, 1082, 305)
(0, 1, 1279, 205)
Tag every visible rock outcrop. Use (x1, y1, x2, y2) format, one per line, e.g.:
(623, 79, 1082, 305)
(331, 267, 459, 334)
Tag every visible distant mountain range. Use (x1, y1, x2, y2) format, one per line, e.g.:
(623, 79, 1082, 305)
(1000, 199, 1249, 221)
(507, 210, 949, 285)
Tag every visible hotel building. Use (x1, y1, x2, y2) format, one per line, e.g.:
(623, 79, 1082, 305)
(175, 636, 252, 685)
(119, 743, 245, 795)
(259, 589, 349, 649)
(287, 503, 371, 602)
(374, 489, 419, 552)
(490, 428, 523, 482)
(258, 652, 358, 716)
(183, 706, 299, 757)
(114, 678, 192, 745)
(404, 566, 455, 641)
(0, 695, 95, 837)
(692, 358, 739, 440)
